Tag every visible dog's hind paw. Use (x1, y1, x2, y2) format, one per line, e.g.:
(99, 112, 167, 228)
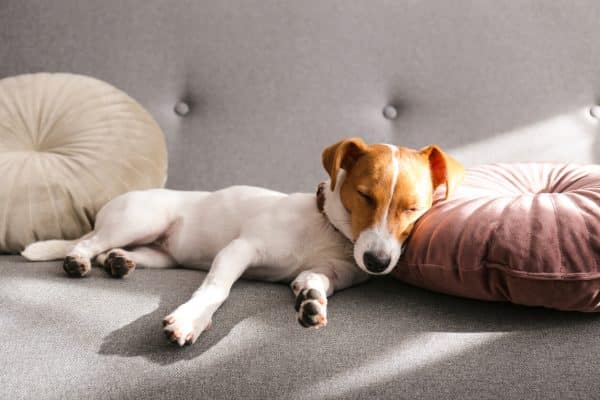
(103, 249, 136, 278)
(295, 288, 328, 329)
(63, 255, 91, 278)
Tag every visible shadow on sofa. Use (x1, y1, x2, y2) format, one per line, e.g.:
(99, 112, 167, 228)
(3, 256, 599, 399)
(96, 267, 599, 368)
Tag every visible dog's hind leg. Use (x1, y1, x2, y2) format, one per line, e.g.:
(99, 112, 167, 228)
(163, 238, 257, 346)
(63, 194, 174, 278)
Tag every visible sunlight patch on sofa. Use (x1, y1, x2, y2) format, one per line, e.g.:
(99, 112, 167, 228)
(296, 331, 508, 400)
(451, 107, 599, 166)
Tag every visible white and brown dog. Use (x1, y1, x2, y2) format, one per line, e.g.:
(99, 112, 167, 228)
(22, 137, 463, 346)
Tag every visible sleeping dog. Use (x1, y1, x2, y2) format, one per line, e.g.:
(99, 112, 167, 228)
(22, 137, 464, 346)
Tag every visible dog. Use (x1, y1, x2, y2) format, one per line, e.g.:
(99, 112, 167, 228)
(22, 137, 464, 346)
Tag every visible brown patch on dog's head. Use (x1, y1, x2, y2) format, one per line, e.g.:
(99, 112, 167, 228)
(418, 144, 465, 200)
(322, 137, 369, 191)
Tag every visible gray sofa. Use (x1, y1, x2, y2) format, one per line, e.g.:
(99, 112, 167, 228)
(2, 2, 600, 399)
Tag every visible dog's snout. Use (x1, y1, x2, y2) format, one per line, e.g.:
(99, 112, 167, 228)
(363, 251, 391, 273)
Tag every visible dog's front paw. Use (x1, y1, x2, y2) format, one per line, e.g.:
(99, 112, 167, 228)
(63, 255, 91, 278)
(103, 250, 136, 278)
(295, 288, 327, 329)
(162, 307, 212, 347)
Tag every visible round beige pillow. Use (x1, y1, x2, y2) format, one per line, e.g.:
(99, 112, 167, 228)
(0, 73, 168, 253)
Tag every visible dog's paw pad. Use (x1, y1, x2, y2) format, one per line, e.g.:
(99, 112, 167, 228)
(63, 255, 91, 278)
(295, 288, 327, 329)
(162, 313, 211, 347)
(105, 250, 136, 278)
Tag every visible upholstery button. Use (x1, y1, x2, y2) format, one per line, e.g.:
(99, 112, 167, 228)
(174, 101, 190, 116)
(382, 105, 398, 120)
(590, 105, 600, 119)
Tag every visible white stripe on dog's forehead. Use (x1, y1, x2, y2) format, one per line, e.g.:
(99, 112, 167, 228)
(378, 144, 399, 230)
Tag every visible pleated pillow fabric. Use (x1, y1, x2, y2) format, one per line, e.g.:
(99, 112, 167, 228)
(0, 73, 167, 253)
(395, 163, 600, 312)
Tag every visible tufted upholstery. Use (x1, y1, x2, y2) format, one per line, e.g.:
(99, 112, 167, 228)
(2, 1, 600, 192)
(3, 2, 600, 399)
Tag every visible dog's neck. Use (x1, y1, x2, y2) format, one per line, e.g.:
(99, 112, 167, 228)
(315, 170, 354, 242)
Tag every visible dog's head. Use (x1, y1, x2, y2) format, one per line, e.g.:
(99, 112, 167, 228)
(320, 137, 464, 275)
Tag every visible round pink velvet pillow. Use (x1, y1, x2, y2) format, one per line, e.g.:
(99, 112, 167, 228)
(394, 163, 600, 312)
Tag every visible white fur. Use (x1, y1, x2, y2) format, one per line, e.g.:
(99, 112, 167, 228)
(22, 186, 368, 346)
(22, 238, 81, 261)
(322, 170, 354, 241)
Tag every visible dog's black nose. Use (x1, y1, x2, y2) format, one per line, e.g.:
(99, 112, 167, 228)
(363, 252, 391, 273)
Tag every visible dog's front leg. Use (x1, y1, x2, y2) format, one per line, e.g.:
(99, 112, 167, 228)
(291, 264, 368, 329)
(163, 238, 256, 346)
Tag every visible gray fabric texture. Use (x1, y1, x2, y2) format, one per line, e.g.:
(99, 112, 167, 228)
(2, 1, 600, 192)
(3, 1, 600, 399)
(2, 256, 600, 400)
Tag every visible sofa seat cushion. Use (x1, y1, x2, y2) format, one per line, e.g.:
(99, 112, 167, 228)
(395, 163, 600, 312)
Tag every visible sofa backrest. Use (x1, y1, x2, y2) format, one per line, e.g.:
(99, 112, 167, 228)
(2, 1, 599, 191)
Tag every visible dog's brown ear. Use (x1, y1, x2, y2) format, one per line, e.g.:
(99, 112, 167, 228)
(322, 137, 368, 190)
(419, 145, 465, 199)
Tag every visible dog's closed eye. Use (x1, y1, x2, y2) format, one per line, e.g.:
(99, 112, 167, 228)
(357, 190, 375, 206)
